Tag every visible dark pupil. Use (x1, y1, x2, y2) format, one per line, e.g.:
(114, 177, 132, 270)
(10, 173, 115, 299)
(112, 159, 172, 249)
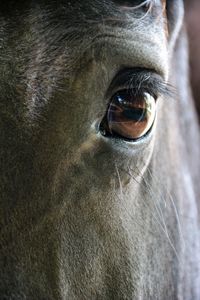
(99, 88, 155, 140)
(109, 91, 147, 123)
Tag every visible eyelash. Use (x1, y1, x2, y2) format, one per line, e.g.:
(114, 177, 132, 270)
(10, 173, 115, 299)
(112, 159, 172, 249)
(99, 69, 173, 142)
(106, 68, 173, 101)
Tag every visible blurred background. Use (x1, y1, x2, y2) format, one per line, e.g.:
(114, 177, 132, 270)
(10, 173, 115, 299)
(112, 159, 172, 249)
(185, 0, 200, 120)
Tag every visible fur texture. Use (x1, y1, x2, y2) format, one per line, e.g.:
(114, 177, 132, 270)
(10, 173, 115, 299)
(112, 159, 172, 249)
(0, 1, 200, 299)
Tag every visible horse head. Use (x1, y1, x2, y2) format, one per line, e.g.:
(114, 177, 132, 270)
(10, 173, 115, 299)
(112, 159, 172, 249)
(0, 1, 200, 299)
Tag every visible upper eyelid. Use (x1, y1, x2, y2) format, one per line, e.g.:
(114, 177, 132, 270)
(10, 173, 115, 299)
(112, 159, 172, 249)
(106, 68, 171, 100)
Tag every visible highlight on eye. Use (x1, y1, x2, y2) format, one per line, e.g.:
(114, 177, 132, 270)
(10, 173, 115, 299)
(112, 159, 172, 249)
(99, 89, 156, 141)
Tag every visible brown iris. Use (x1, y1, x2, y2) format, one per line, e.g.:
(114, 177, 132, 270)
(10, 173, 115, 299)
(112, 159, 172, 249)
(100, 90, 156, 140)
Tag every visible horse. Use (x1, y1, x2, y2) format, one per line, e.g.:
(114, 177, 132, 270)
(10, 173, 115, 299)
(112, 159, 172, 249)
(0, 0, 200, 299)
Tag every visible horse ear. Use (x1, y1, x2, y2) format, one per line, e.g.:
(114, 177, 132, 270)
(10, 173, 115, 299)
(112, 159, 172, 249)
(166, 0, 184, 50)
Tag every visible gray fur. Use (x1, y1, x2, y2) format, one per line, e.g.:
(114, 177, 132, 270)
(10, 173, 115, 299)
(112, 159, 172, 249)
(0, 1, 200, 299)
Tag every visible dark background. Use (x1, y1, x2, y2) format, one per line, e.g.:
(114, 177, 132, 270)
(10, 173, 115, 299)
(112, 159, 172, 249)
(185, 0, 200, 120)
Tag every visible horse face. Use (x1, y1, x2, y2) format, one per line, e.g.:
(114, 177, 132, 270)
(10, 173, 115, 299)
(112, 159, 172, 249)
(1, 1, 200, 299)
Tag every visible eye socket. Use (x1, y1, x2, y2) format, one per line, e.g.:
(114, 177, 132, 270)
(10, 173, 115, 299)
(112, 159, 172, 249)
(100, 89, 156, 141)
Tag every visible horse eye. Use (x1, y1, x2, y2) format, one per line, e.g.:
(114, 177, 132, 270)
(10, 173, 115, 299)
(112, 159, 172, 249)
(100, 90, 156, 141)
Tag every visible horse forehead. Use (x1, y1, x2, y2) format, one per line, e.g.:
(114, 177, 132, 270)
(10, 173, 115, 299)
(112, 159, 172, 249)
(40, 1, 169, 72)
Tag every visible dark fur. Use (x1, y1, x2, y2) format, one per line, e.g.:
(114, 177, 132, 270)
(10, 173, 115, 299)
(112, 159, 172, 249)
(0, 1, 200, 299)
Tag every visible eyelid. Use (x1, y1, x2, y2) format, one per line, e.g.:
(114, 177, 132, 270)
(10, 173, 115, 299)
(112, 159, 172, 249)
(105, 68, 170, 101)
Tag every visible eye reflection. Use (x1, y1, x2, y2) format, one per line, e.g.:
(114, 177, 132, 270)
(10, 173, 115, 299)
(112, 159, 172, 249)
(100, 90, 156, 140)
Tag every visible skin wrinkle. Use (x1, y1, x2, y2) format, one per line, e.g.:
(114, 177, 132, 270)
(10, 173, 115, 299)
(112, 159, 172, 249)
(23, 11, 168, 122)
(16, 1, 167, 124)
(0, 1, 200, 299)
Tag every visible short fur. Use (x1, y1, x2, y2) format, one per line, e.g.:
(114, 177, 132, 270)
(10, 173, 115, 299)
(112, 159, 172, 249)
(0, 1, 200, 299)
